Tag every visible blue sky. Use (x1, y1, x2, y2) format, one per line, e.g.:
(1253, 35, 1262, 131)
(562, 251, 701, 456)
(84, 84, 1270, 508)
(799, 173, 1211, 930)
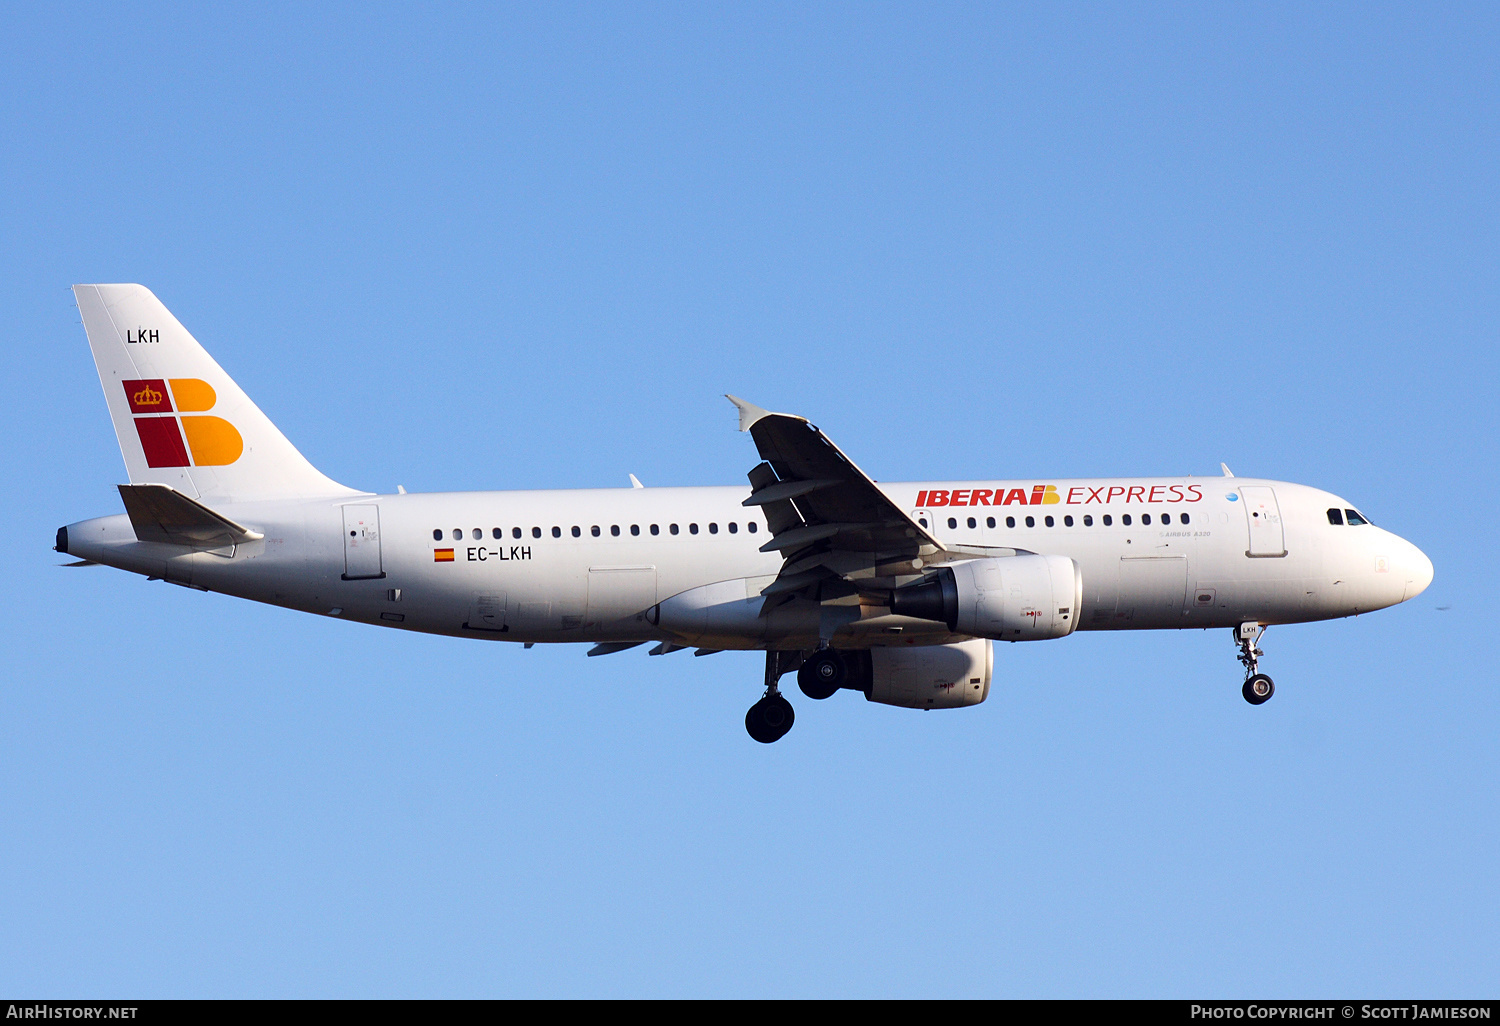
(2, 2, 1496, 996)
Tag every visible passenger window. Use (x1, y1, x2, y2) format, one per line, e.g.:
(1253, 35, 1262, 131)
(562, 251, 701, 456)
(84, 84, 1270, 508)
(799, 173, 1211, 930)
(1103, 515, 1112, 526)
(1142, 514, 1151, 526)
(747, 522, 758, 534)
(1064, 515, 1074, 527)
(1346, 509, 1368, 526)
(1044, 516, 1054, 527)
(472, 528, 482, 540)
(592, 525, 601, 537)
(492, 528, 503, 539)
(650, 524, 660, 535)
(1327, 508, 1344, 525)
(1006, 516, 1016, 528)
(728, 522, 738, 534)
(948, 517, 957, 529)
(986, 517, 995, 528)
(432, 529, 442, 541)
(452, 528, 463, 541)
(631, 525, 641, 536)
(532, 527, 541, 539)
(708, 523, 718, 534)
(1161, 513, 1170, 525)
(611, 525, 621, 537)
(967, 517, 976, 529)
(670, 524, 679, 535)
(918, 517, 928, 528)
(571, 526, 581, 538)
(1083, 515, 1093, 527)
(1025, 516, 1035, 528)
(551, 526, 561, 538)
(1180, 513, 1190, 525)
(1122, 514, 1132, 526)
(513, 527, 522, 539)
(690, 523, 699, 535)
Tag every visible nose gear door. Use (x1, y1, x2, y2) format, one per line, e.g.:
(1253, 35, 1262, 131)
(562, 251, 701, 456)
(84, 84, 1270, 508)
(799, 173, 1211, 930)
(1239, 486, 1286, 557)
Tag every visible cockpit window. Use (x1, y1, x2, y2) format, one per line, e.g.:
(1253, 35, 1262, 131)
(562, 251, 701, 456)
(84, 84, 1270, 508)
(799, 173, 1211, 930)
(1327, 508, 1344, 525)
(1345, 509, 1369, 526)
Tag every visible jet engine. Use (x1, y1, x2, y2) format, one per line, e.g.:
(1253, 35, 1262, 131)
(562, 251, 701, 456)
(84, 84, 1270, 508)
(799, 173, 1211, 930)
(855, 637, 992, 709)
(889, 555, 1082, 642)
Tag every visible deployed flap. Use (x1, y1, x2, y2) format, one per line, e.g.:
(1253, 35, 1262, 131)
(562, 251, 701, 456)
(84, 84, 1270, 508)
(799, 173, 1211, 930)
(117, 483, 264, 548)
(727, 395, 939, 557)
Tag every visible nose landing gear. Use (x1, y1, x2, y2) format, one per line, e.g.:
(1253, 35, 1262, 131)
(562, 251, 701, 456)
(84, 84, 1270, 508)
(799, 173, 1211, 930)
(1243, 674, 1275, 704)
(1235, 622, 1274, 705)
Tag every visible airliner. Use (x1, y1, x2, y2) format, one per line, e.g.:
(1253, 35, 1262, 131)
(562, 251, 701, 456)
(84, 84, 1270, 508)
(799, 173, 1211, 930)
(56, 285, 1434, 742)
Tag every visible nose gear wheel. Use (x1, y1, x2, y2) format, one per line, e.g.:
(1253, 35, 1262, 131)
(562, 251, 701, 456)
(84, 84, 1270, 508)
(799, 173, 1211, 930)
(1235, 622, 1274, 704)
(1243, 674, 1275, 705)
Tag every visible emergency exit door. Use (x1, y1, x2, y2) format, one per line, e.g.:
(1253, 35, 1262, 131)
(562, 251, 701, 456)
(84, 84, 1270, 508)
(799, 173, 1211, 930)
(342, 504, 385, 580)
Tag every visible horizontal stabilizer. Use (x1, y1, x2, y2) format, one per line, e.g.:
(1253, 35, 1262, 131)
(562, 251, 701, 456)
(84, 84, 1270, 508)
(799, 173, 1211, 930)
(117, 483, 263, 548)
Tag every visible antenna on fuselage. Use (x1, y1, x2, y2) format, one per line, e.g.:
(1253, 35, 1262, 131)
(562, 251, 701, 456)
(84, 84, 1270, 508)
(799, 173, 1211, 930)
(1220, 463, 1235, 477)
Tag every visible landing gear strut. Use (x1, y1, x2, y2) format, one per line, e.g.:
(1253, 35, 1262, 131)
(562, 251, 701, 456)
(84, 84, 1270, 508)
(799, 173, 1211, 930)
(746, 651, 798, 743)
(1235, 622, 1275, 705)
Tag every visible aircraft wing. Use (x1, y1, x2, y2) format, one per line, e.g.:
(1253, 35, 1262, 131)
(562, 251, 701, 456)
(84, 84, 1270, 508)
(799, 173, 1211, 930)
(727, 396, 952, 598)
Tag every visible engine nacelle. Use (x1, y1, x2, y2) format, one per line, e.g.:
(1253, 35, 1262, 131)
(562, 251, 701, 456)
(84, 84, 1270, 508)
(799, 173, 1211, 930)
(889, 555, 1082, 641)
(856, 638, 992, 709)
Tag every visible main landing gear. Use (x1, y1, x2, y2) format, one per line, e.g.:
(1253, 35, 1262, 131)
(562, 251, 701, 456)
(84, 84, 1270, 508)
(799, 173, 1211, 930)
(1236, 621, 1275, 705)
(797, 649, 846, 701)
(745, 650, 800, 744)
(745, 692, 795, 744)
(745, 649, 858, 741)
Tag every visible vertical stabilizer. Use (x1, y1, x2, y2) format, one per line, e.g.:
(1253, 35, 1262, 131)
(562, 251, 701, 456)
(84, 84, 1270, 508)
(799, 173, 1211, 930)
(74, 284, 359, 501)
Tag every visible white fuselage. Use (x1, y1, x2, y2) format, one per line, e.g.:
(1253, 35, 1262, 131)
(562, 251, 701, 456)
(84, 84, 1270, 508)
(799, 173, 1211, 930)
(63, 475, 1432, 651)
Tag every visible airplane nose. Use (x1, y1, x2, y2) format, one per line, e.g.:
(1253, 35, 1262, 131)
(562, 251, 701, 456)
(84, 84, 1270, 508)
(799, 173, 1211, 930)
(1402, 541, 1434, 602)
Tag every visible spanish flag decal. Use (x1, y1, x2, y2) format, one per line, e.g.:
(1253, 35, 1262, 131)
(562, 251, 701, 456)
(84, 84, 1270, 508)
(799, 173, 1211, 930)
(434, 549, 455, 562)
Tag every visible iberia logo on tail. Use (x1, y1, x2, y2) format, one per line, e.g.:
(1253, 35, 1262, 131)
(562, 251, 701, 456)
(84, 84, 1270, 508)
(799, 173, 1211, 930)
(121, 378, 243, 468)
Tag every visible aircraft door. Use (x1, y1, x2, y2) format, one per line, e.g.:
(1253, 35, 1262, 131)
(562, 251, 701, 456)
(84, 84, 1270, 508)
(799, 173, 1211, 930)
(1240, 486, 1287, 557)
(341, 504, 384, 580)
